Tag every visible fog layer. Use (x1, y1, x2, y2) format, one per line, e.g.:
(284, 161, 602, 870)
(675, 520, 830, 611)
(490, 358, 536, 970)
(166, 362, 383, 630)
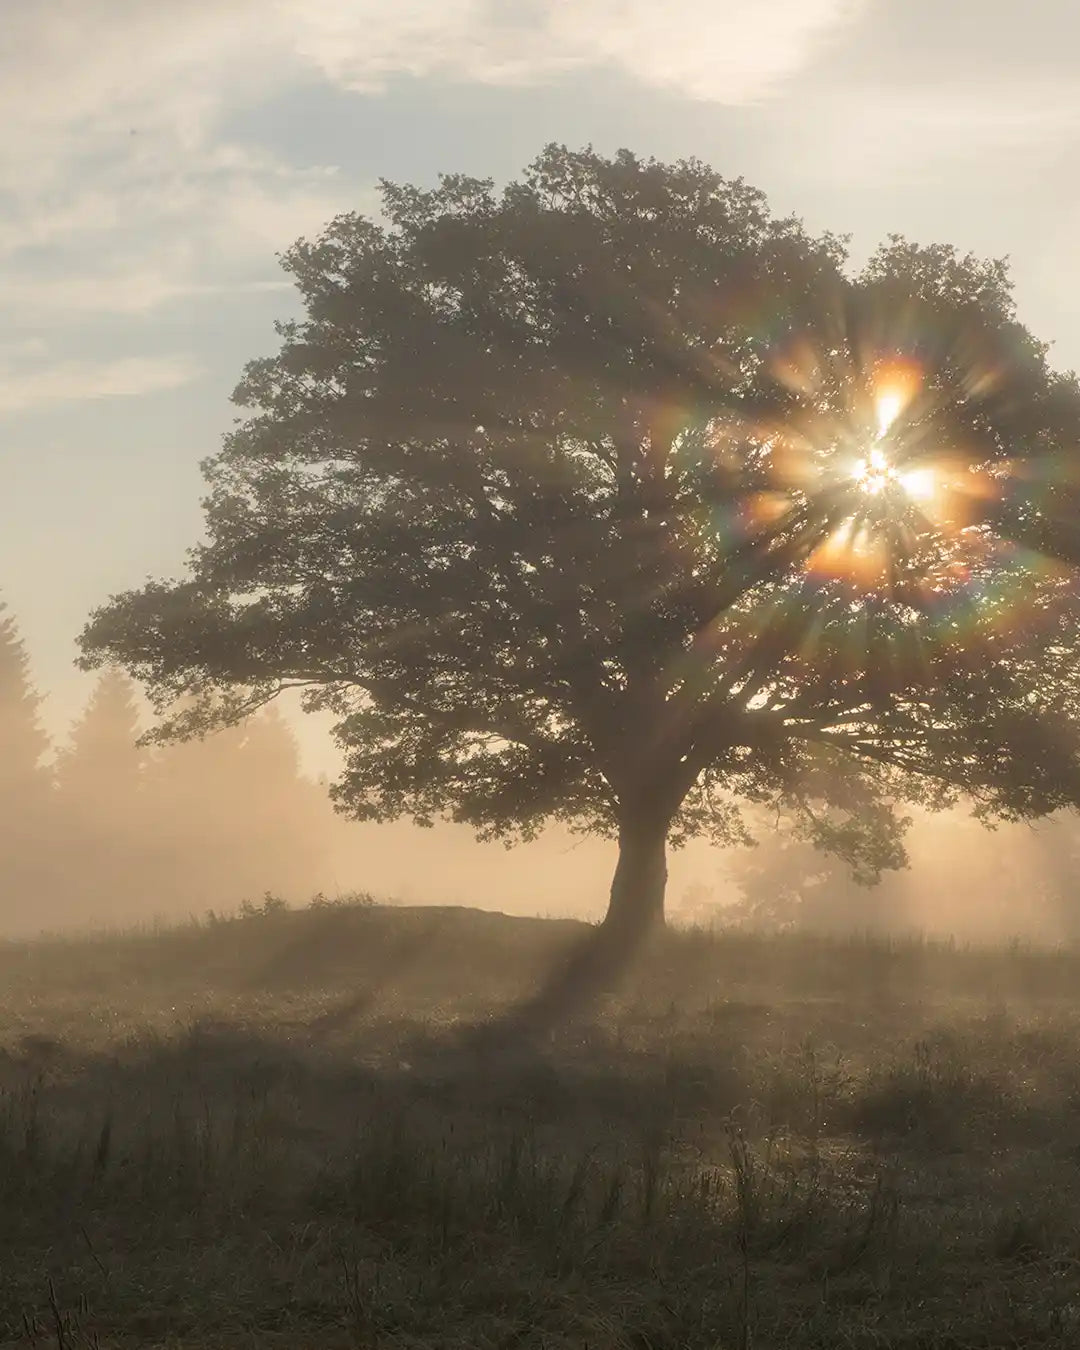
(2, 604, 1076, 944)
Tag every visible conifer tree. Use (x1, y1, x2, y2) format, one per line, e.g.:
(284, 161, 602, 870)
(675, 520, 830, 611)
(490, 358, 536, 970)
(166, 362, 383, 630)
(56, 669, 145, 803)
(145, 707, 336, 911)
(0, 602, 54, 927)
(230, 707, 339, 899)
(141, 716, 248, 913)
(53, 669, 149, 922)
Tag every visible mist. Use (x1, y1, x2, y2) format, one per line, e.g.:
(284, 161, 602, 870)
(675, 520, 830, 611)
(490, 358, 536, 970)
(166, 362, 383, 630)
(0, 603, 705, 935)
(2, 602, 1076, 947)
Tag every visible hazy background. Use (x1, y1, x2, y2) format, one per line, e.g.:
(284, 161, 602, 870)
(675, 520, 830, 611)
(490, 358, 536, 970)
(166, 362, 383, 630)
(6, 0, 1080, 940)
(5, 606, 1078, 943)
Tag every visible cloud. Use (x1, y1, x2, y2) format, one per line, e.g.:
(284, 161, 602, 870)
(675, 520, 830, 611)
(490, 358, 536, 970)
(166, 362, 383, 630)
(0, 3, 355, 333)
(6, 0, 1076, 345)
(544, 0, 865, 103)
(1, 2, 270, 181)
(0, 0, 866, 340)
(0, 144, 355, 321)
(774, 78, 1080, 189)
(0, 355, 202, 416)
(5, 269, 292, 321)
(279, 0, 866, 103)
(1, 0, 864, 203)
(0, 1, 866, 192)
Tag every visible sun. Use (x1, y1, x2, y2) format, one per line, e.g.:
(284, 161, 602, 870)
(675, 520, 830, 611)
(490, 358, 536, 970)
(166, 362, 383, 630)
(805, 361, 973, 588)
(852, 446, 894, 495)
(851, 449, 936, 502)
(850, 383, 936, 504)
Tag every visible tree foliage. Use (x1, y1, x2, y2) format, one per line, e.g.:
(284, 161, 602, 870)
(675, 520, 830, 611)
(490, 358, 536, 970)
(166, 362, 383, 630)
(78, 146, 1080, 934)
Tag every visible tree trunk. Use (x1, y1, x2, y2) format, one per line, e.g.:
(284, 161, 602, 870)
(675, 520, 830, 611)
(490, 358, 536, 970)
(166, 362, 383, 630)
(602, 812, 669, 949)
(501, 812, 670, 1030)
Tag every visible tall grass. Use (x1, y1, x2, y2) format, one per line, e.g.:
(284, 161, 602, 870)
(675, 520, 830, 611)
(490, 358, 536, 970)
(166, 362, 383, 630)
(3, 902, 1080, 1346)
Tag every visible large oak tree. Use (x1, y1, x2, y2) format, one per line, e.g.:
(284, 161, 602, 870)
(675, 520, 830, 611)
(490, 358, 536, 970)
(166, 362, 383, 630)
(79, 146, 1080, 945)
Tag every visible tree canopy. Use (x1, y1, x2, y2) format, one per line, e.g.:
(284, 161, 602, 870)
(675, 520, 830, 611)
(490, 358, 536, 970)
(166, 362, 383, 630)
(78, 145, 1080, 941)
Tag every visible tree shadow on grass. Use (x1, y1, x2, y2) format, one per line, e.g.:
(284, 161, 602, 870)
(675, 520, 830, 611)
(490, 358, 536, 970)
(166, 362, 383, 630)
(457, 920, 662, 1055)
(299, 928, 445, 1037)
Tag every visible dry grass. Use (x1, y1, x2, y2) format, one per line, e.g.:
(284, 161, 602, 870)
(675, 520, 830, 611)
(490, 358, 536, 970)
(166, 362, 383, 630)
(3, 900, 1080, 1346)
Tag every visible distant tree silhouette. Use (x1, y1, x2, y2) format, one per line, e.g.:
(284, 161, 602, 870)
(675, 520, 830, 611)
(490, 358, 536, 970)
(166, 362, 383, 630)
(724, 820, 846, 933)
(723, 805, 1075, 943)
(722, 807, 903, 934)
(0, 602, 54, 925)
(56, 669, 145, 801)
(218, 706, 339, 898)
(1013, 811, 1080, 944)
(144, 707, 336, 912)
(79, 145, 1080, 950)
(53, 669, 150, 922)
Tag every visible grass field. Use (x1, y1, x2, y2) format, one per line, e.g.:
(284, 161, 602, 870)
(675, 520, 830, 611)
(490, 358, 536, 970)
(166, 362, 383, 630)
(3, 897, 1080, 1347)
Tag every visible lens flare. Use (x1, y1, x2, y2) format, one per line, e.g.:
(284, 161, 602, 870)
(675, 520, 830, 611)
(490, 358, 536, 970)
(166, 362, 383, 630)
(731, 340, 1025, 619)
(849, 375, 920, 499)
(806, 518, 890, 588)
(898, 467, 936, 502)
(871, 361, 921, 428)
(852, 446, 896, 495)
(876, 391, 903, 437)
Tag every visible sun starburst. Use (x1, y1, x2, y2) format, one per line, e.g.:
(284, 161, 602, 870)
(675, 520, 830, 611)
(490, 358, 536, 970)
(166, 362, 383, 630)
(852, 445, 895, 495)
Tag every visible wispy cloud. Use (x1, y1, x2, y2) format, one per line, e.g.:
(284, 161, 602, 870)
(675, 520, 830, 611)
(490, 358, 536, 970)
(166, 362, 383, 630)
(5, 0, 1075, 341)
(775, 78, 1080, 187)
(0, 355, 202, 416)
(547, 0, 863, 102)
(5, 270, 292, 321)
(0, 7, 349, 330)
(280, 0, 866, 104)
(0, 0, 866, 336)
(4, 0, 863, 170)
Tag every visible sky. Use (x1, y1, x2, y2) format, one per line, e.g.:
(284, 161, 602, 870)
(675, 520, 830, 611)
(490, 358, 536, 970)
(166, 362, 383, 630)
(5, 0, 1080, 787)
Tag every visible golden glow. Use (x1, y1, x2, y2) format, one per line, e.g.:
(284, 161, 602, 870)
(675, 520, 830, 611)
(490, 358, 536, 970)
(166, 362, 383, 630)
(806, 518, 890, 588)
(898, 467, 936, 501)
(850, 380, 915, 497)
(852, 449, 940, 511)
(871, 361, 921, 425)
(852, 446, 896, 495)
(782, 350, 1013, 596)
(851, 377, 941, 506)
(876, 391, 903, 437)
